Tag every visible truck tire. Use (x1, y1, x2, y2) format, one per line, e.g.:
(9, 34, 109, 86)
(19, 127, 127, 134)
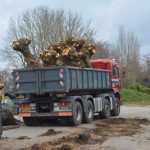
(111, 97, 120, 116)
(82, 100, 94, 123)
(68, 101, 83, 126)
(23, 117, 42, 126)
(99, 98, 110, 119)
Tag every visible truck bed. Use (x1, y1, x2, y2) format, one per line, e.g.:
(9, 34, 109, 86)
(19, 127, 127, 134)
(13, 66, 111, 95)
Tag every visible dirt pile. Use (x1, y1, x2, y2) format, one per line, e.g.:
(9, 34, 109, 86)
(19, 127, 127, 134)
(31, 144, 49, 150)
(40, 129, 61, 136)
(75, 134, 90, 145)
(27, 133, 95, 150)
(59, 144, 72, 150)
(31, 144, 73, 150)
(25, 118, 150, 150)
(93, 118, 150, 137)
(17, 136, 31, 140)
(2, 109, 21, 126)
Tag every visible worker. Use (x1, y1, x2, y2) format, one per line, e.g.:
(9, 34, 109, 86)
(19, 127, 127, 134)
(0, 83, 5, 101)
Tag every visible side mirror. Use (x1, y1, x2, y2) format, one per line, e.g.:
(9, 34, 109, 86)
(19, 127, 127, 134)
(122, 67, 126, 76)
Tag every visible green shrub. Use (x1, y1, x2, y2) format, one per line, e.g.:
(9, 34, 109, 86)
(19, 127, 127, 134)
(129, 83, 150, 94)
(140, 87, 150, 94)
(129, 83, 141, 91)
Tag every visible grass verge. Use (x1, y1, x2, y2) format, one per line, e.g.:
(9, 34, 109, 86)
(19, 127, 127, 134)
(121, 88, 150, 106)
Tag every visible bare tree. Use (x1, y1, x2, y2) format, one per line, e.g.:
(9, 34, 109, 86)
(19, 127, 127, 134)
(113, 26, 140, 87)
(0, 69, 13, 93)
(92, 41, 111, 59)
(139, 53, 150, 87)
(1, 6, 95, 68)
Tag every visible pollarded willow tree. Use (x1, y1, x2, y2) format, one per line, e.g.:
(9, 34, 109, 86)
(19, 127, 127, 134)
(112, 26, 141, 88)
(1, 6, 96, 68)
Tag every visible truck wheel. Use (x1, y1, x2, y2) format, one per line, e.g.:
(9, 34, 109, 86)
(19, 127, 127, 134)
(111, 97, 120, 116)
(68, 101, 83, 126)
(99, 98, 110, 119)
(23, 117, 42, 126)
(82, 100, 93, 123)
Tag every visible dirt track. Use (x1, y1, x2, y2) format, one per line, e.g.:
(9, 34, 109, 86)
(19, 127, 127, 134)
(1, 106, 150, 150)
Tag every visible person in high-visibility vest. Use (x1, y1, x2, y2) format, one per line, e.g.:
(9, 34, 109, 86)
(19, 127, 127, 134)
(0, 83, 5, 101)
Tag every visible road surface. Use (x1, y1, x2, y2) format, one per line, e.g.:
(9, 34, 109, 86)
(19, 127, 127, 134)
(0, 106, 150, 150)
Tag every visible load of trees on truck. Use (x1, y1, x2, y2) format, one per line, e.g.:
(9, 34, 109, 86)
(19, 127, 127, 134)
(12, 37, 123, 126)
(12, 37, 96, 68)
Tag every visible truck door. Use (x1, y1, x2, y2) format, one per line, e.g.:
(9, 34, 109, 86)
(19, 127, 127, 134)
(112, 65, 120, 90)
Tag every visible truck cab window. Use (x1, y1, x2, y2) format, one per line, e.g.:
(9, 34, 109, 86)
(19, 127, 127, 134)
(112, 65, 119, 77)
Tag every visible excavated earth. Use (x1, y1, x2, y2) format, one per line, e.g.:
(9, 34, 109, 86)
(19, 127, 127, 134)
(2, 109, 24, 131)
(20, 118, 150, 150)
(2, 109, 23, 126)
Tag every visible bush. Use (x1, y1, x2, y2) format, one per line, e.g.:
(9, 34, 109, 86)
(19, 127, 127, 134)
(129, 83, 141, 91)
(129, 83, 150, 94)
(140, 87, 150, 94)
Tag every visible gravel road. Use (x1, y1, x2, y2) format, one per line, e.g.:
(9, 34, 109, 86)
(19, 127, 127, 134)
(100, 106, 150, 150)
(120, 106, 150, 119)
(0, 106, 150, 150)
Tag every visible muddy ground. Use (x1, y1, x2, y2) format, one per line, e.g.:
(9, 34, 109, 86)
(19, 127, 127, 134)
(23, 118, 150, 150)
(1, 106, 150, 150)
(1, 117, 150, 150)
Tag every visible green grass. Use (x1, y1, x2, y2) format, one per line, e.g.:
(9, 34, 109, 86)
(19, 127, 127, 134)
(121, 88, 150, 106)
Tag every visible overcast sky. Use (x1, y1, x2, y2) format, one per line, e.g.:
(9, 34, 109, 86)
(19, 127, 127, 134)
(0, 0, 150, 67)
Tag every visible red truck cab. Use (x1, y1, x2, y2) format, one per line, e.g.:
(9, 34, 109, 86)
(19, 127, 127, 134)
(90, 58, 122, 93)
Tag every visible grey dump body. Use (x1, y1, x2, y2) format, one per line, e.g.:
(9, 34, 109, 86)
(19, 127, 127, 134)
(13, 66, 111, 95)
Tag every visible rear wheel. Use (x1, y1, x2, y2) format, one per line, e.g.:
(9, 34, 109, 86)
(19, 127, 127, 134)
(111, 97, 120, 116)
(23, 117, 42, 126)
(68, 101, 83, 126)
(82, 100, 94, 123)
(99, 98, 110, 119)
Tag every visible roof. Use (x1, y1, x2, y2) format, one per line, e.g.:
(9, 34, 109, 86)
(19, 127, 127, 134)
(90, 58, 118, 65)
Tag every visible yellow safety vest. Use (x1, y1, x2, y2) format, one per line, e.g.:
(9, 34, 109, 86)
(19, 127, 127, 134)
(0, 93, 5, 101)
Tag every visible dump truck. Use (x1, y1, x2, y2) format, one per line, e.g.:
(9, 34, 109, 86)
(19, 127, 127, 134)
(12, 58, 124, 126)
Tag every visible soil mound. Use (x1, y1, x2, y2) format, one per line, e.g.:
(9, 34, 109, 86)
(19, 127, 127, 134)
(2, 109, 21, 126)
(40, 129, 61, 136)
(59, 144, 72, 150)
(75, 133, 90, 144)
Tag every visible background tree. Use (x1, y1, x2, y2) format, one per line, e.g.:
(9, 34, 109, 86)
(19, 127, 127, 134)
(0, 69, 13, 93)
(1, 6, 95, 68)
(113, 26, 140, 88)
(138, 53, 150, 87)
(92, 41, 111, 59)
